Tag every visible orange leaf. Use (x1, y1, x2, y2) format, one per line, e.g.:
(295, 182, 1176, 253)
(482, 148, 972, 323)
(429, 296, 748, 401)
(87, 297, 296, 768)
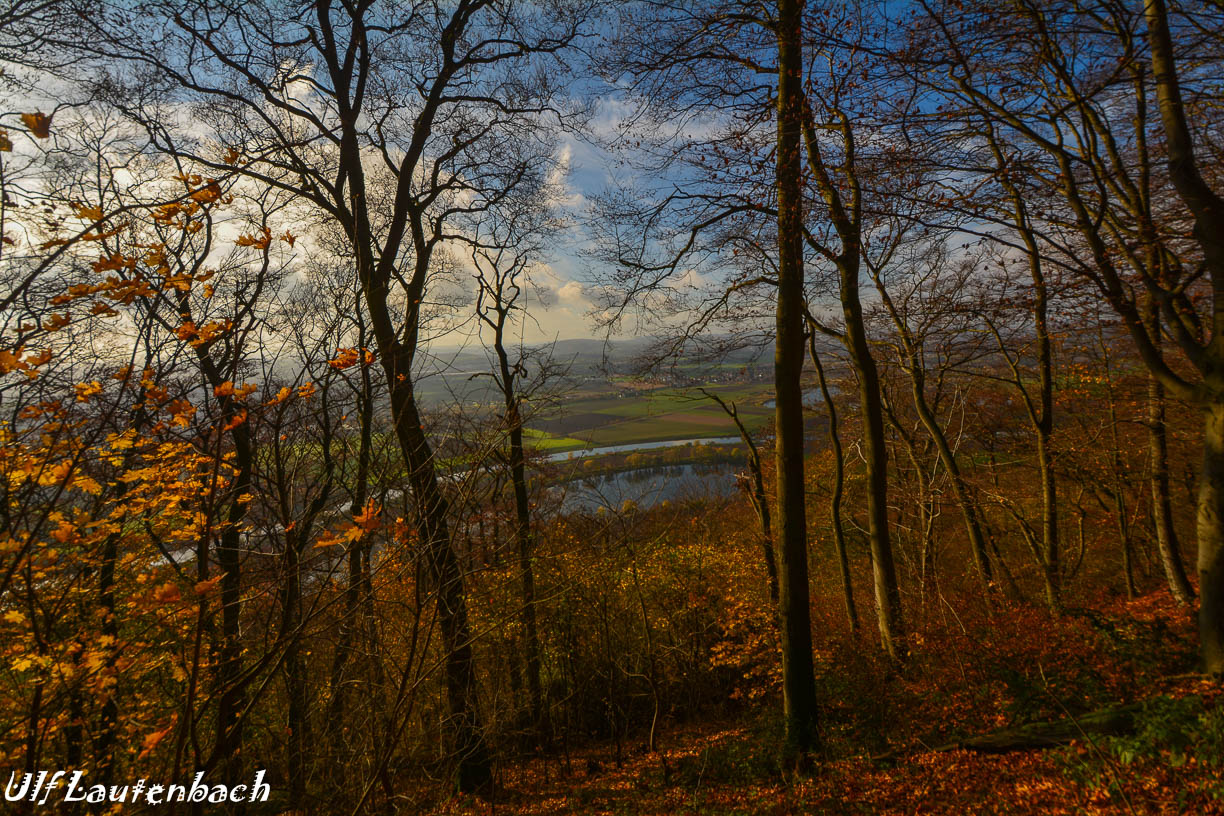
(153, 583, 182, 603)
(193, 576, 222, 596)
(235, 227, 271, 250)
(328, 348, 359, 370)
(21, 112, 51, 138)
(138, 720, 176, 761)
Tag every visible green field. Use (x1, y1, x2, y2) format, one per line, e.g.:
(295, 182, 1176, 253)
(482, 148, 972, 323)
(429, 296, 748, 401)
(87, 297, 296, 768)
(526, 383, 775, 452)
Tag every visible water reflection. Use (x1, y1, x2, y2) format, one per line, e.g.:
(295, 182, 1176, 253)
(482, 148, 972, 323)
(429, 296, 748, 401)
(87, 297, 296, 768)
(553, 462, 740, 514)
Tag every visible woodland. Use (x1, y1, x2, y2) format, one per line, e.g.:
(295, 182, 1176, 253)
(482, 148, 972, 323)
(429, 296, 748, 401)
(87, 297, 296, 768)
(1, 0, 1223, 814)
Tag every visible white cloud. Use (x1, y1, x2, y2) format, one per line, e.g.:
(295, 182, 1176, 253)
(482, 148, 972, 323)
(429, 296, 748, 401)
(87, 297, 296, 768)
(557, 279, 587, 305)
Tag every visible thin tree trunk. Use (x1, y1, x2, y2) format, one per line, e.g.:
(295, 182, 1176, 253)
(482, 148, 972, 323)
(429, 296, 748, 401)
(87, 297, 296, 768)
(809, 344, 858, 632)
(1144, 296, 1194, 604)
(282, 534, 307, 810)
(983, 127, 1060, 612)
(703, 390, 779, 609)
(844, 301, 904, 659)
(328, 298, 376, 758)
(904, 353, 993, 597)
(495, 340, 546, 742)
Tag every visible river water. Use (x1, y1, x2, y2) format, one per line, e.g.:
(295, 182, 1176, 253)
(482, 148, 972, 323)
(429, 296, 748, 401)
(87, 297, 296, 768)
(548, 461, 742, 514)
(544, 436, 741, 462)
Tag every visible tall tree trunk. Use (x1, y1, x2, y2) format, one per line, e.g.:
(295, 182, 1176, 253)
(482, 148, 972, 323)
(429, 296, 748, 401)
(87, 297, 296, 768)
(199, 361, 253, 798)
(1144, 296, 1194, 604)
(1099, 331, 1137, 599)
(983, 128, 1060, 612)
(328, 298, 376, 759)
(843, 294, 904, 659)
(495, 340, 546, 742)
(1200, 403, 1224, 673)
(390, 375, 490, 789)
(775, 0, 819, 758)
(881, 389, 935, 608)
(809, 344, 858, 632)
(1034, 287, 1059, 611)
(347, 138, 490, 786)
(1146, 0, 1224, 674)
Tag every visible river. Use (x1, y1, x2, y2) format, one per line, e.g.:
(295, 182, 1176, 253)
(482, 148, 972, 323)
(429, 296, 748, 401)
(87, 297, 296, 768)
(549, 461, 742, 514)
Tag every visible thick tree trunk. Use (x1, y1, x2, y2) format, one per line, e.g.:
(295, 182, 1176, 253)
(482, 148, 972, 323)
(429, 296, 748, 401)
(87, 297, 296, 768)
(1199, 403, 1224, 674)
(348, 151, 490, 787)
(1147, 0, 1224, 674)
(775, 0, 819, 758)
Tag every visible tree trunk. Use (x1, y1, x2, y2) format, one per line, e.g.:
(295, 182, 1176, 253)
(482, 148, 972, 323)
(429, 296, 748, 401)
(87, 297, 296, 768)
(390, 375, 491, 789)
(905, 358, 993, 597)
(1146, 0, 1224, 674)
(1144, 297, 1194, 604)
(810, 344, 858, 632)
(499, 355, 546, 742)
(1199, 402, 1224, 674)
(704, 390, 779, 609)
(844, 294, 904, 659)
(775, 0, 819, 758)
(282, 535, 307, 810)
(328, 299, 376, 759)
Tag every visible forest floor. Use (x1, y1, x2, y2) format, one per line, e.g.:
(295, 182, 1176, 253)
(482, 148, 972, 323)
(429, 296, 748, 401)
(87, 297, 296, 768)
(422, 591, 1224, 815)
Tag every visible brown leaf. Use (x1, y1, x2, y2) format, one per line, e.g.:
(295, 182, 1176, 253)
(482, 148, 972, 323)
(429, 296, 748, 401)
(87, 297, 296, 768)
(21, 112, 51, 139)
